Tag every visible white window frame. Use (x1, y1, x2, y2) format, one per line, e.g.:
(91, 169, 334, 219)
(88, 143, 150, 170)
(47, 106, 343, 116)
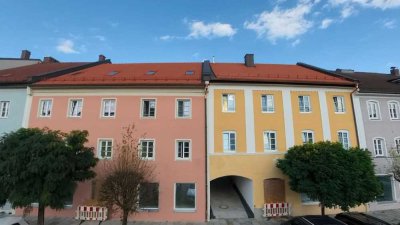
(139, 139, 155, 160)
(97, 139, 113, 159)
(333, 96, 345, 113)
(263, 131, 277, 151)
(0, 101, 10, 118)
(38, 99, 53, 117)
(373, 137, 386, 157)
(174, 183, 196, 212)
(388, 101, 399, 120)
(337, 130, 350, 150)
(302, 130, 314, 144)
(101, 98, 116, 118)
(261, 94, 275, 113)
(222, 94, 235, 112)
(298, 95, 311, 113)
(394, 137, 400, 154)
(176, 98, 192, 119)
(141, 98, 156, 118)
(67, 98, 83, 118)
(367, 100, 381, 120)
(176, 139, 191, 160)
(223, 131, 236, 152)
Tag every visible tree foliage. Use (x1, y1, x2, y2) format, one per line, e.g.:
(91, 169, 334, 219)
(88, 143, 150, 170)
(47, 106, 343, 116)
(276, 141, 382, 215)
(99, 125, 154, 225)
(0, 128, 98, 225)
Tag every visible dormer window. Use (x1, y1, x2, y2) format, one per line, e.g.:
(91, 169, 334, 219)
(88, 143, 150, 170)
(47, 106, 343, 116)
(108, 71, 119, 76)
(146, 70, 157, 75)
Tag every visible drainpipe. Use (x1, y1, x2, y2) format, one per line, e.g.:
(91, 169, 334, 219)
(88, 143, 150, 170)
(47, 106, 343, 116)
(350, 83, 361, 147)
(204, 81, 210, 221)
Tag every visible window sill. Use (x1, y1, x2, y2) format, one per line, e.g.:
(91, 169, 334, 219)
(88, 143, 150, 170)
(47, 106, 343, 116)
(301, 202, 319, 206)
(176, 116, 192, 119)
(139, 208, 159, 212)
(222, 111, 236, 113)
(334, 112, 346, 114)
(174, 209, 196, 213)
(299, 111, 312, 114)
(261, 111, 275, 114)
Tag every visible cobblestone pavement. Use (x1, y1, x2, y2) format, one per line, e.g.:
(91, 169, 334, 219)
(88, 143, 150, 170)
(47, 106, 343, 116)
(366, 209, 400, 225)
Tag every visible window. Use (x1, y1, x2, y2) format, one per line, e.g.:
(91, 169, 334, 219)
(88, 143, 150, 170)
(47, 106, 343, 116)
(388, 101, 399, 120)
(176, 99, 191, 118)
(301, 193, 318, 204)
(175, 183, 196, 210)
(101, 99, 116, 117)
(367, 101, 380, 120)
(98, 139, 113, 159)
(298, 95, 311, 112)
(39, 99, 52, 117)
(140, 140, 154, 160)
(338, 130, 350, 150)
(68, 99, 83, 117)
(261, 94, 274, 112)
(264, 131, 277, 151)
(176, 140, 191, 160)
(0, 101, 10, 118)
(376, 176, 393, 202)
(333, 96, 345, 113)
(222, 94, 235, 112)
(142, 99, 156, 118)
(395, 138, 400, 154)
(223, 131, 236, 151)
(139, 183, 159, 209)
(302, 130, 314, 144)
(373, 138, 385, 157)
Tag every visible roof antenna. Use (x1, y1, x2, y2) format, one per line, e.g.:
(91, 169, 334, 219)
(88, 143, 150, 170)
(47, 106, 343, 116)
(212, 56, 215, 63)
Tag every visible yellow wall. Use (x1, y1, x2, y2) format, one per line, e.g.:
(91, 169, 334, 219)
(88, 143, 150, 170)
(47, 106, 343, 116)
(214, 89, 246, 153)
(291, 91, 324, 145)
(253, 90, 286, 152)
(326, 92, 358, 147)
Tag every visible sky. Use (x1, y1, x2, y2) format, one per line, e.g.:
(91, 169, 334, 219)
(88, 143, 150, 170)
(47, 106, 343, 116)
(1, 0, 400, 73)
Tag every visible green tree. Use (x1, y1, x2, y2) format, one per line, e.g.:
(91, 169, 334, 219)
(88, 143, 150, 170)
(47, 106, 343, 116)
(276, 141, 382, 215)
(99, 125, 154, 225)
(0, 128, 98, 225)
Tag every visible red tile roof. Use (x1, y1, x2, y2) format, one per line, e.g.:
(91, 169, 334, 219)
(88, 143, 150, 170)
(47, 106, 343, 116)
(210, 63, 355, 85)
(35, 63, 203, 86)
(0, 62, 88, 84)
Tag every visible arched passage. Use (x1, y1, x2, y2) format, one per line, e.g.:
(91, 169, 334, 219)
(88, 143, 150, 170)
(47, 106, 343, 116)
(210, 176, 253, 219)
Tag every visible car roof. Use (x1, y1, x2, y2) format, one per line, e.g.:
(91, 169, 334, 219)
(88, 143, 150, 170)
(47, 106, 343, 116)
(336, 213, 390, 225)
(302, 215, 346, 225)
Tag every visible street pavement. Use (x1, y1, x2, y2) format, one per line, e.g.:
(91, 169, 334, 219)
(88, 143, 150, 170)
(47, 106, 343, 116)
(9, 208, 400, 225)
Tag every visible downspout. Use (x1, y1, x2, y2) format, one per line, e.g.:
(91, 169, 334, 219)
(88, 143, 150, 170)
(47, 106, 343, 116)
(204, 81, 210, 221)
(350, 83, 360, 147)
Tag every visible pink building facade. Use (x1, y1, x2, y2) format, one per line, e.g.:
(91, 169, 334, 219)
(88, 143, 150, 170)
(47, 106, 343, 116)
(22, 63, 206, 222)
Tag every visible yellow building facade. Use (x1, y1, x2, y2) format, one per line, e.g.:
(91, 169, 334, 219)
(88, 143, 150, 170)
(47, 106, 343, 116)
(207, 83, 365, 219)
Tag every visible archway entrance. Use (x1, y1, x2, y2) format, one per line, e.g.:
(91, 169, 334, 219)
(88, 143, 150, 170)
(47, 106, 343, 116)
(210, 176, 253, 219)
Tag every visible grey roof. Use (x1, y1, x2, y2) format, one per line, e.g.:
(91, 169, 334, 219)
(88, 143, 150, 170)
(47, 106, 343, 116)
(333, 70, 400, 94)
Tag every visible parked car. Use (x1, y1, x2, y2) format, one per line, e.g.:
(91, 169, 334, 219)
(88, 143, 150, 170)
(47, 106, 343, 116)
(335, 212, 391, 225)
(282, 215, 347, 225)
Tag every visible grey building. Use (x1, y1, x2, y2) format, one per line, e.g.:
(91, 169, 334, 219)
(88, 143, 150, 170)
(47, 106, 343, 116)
(335, 67, 400, 211)
(0, 50, 41, 70)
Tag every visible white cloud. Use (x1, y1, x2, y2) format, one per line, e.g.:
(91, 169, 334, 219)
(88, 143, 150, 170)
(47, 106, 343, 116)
(291, 39, 301, 46)
(330, 0, 400, 9)
(340, 5, 356, 18)
(320, 18, 334, 28)
(160, 35, 175, 41)
(244, 1, 315, 42)
(56, 39, 79, 54)
(188, 21, 237, 39)
(94, 35, 106, 41)
(383, 19, 396, 29)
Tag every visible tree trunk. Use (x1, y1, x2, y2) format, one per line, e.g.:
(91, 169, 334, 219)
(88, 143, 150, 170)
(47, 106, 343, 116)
(122, 210, 129, 225)
(320, 203, 325, 216)
(37, 204, 45, 225)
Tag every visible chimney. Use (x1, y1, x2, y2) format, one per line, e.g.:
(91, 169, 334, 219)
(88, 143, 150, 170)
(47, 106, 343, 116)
(244, 54, 255, 67)
(390, 67, 399, 76)
(20, 50, 31, 60)
(43, 56, 59, 63)
(98, 54, 106, 61)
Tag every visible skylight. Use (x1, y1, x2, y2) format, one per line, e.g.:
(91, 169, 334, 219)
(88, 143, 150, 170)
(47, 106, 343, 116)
(146, 70, 157, 75)
(185, 70, 194, 75)
(108, 71, 119, 76)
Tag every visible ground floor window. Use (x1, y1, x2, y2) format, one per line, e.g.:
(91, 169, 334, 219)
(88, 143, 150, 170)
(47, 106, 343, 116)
(139, 183, 159, 209)
(175, 183, 196, 210)
(300, 193, 318, 204)
(376, 175, 393, 202)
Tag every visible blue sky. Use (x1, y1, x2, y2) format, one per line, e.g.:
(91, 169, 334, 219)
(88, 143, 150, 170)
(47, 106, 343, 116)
(1, 0, 399, 73)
